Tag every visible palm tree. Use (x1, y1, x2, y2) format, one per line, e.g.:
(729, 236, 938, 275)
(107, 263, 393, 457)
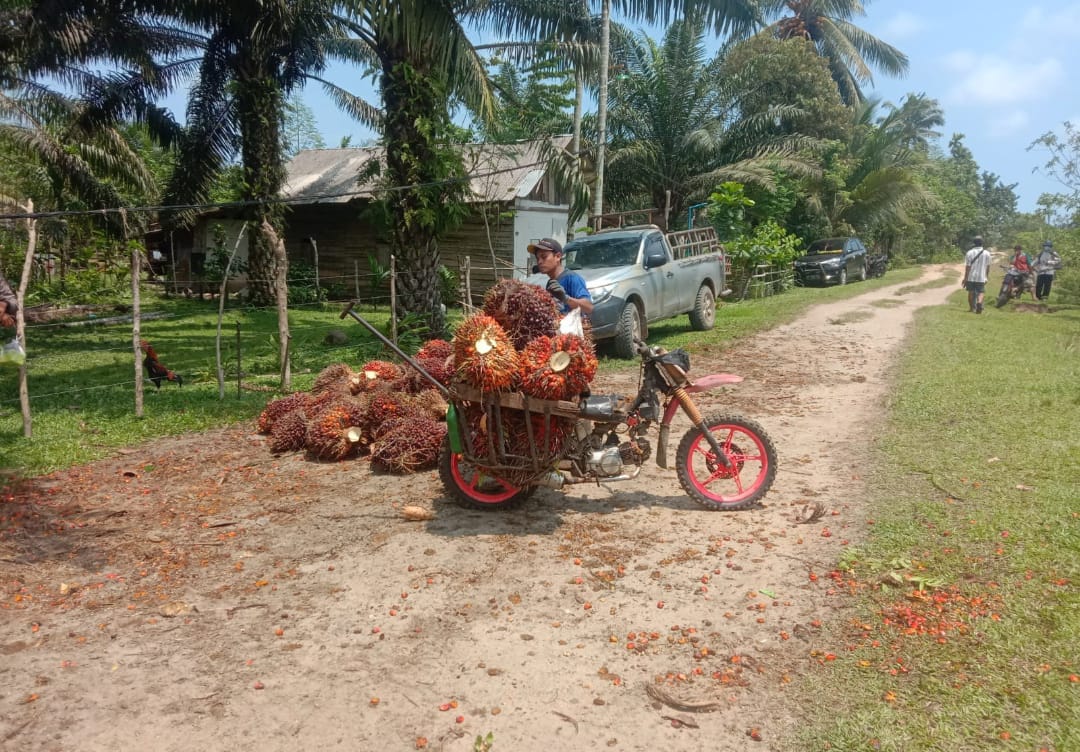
(820, 96, 935, 234)
(761, 0, 908, 104)
(603, 13, 821, 230)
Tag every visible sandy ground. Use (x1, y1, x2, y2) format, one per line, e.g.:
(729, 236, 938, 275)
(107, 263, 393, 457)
(0, 266, 960, 752)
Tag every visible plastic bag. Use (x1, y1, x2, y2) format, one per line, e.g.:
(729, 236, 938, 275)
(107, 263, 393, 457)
(559, 307, 584, 338)
(0, 338, 26, 367)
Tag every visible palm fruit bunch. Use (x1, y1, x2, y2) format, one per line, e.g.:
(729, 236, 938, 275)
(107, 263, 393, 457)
(482, 278, 560, 350)
(408, 338, 454, 391)
(404, 355, 453, 393)
(350, 359, 404, 394)
(360, 386, 424, 443)
(452, 313, 520, 392)
(305, 402, 362, 461)
(370, 415, 447, 474)
(519, 333, 598, 401)
(257, 392, 312, 434)
(411, 388, 448, 421)
(416, 339, 452, 362)
(311, 362, 357, 397)
(268, 409, 309, 453)
(502, 411, 571, 465)
(302, 389, 339, 418)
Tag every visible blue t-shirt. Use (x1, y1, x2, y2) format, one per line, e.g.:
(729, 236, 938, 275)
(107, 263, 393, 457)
(557, 271, 592, 314)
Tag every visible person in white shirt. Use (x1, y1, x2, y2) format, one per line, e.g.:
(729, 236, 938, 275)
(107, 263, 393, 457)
(962, 236, 991, 314)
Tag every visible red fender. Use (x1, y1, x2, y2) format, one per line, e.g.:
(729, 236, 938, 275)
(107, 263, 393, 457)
(661, 373, 743, 425)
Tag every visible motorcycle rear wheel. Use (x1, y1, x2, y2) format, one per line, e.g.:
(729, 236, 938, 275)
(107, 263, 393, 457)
(438, 437, 535, 510)
(675, 414, 777, 510)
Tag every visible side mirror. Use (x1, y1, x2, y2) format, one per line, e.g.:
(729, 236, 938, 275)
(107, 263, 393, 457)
(645, 250, 667, 269)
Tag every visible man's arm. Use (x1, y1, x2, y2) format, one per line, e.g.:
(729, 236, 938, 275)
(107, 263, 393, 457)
(562, 275, 594, 315)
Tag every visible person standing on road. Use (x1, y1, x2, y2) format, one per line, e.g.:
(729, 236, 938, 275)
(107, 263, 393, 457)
(529, 238, 594, 316)
(1033, 240, 1062, 301)
(962, 236, 991, 314)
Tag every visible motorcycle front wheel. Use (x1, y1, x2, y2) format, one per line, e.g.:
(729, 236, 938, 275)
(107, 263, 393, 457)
(995, 289, 1010, 308)
(438, 437, 535, 510)
(676, 414, 777, 510)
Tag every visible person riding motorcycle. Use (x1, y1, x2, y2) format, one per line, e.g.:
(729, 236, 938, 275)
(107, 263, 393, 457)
(1002, 245, 1035, 301)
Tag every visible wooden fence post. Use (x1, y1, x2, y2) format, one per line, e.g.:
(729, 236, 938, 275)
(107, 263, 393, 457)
(389, 254, 397, 345)
(132, 238, 143, 418)
(15, 199, 36, 437)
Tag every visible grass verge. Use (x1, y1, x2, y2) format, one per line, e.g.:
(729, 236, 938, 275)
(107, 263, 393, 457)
(789, 286, 1080, 751)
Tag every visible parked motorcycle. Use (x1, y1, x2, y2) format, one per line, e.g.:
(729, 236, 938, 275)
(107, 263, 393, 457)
(444, 342, 776, 512)
(340, 302, 777, 511)
(995, 265, 1035, 308)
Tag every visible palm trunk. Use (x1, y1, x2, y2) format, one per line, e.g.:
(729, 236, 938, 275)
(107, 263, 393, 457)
(237, 76, 286, 308)
(381, 58, 450, 338)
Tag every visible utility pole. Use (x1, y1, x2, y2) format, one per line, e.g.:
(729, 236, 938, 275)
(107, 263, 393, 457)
(591, 0, 611, 228)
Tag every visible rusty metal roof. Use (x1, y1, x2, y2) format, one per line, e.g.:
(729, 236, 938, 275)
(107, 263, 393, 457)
(282, 136, 573, 205)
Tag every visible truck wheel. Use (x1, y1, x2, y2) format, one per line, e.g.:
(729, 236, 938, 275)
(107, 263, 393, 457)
(838, 268, 848, 286)
(689, 284, 716, 331)
(613, 302, 642, 359)
(858, 261, 867, 282)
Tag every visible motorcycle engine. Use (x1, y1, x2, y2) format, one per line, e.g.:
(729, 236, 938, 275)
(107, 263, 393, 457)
(585, 437, 652, 477)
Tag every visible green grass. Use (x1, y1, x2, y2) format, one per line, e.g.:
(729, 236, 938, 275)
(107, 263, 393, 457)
(1, 266, 924, 475)
(790, 281, 1080, 751)
(0, 296, 416, 475)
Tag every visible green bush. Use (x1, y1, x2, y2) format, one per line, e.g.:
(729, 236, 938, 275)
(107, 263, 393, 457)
(724, 220, 803, 270)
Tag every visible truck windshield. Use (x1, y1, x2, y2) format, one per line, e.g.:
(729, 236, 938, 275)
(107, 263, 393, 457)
(564, 237, 641, 269)
(806, 238, 846, 255)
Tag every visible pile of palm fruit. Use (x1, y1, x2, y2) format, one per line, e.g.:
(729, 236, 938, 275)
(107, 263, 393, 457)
(257, 278, 597, 478)
(256, 341, 452, 473)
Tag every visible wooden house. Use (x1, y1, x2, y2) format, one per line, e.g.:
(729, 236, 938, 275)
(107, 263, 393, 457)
(170, 136, 576, 301)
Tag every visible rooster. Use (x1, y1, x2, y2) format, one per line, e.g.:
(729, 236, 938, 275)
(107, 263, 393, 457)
(139, 340, 183, 389)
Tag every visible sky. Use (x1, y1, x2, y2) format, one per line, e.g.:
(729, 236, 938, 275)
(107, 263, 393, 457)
(271, 1, 1080, 214)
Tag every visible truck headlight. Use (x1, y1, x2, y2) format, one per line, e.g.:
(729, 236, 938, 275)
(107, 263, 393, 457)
(590, 284, 615, 304)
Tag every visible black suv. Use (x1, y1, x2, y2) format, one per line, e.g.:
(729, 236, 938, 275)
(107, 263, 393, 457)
(793, 236, 870, 286)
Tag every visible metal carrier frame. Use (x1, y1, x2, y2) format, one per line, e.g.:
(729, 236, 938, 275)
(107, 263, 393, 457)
(448, 383, 580, 479)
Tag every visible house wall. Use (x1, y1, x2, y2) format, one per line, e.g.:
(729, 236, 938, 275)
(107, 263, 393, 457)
(512, 200, 569, 276)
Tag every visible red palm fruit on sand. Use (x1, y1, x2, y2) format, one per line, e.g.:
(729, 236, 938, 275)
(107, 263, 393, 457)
(312, 362, 357, 396)
(306, 402, 362, 461)
(370, 415, 447, 473)
(257, 392, 311, 434)
(268, 409, 309, 453)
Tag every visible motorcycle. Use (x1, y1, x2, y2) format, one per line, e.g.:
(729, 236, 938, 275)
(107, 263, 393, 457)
(340, 302, 777, 511)
(995, 264, 1035, 308)
(341, 302, 773, 507)
(440, 338, 777, 511)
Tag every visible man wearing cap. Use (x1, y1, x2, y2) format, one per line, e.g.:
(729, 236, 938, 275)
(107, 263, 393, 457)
(529, 238, 594, 316)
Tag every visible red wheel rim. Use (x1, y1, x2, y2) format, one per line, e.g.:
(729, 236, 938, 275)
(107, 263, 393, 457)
(449, 454, 523, 504)
(683, 424, 770, 504)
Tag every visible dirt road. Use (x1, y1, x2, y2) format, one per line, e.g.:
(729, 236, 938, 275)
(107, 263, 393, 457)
(0, 266, 959, 751)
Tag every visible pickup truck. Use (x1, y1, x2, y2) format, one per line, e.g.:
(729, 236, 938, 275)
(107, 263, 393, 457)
(529, 225, 728, 358)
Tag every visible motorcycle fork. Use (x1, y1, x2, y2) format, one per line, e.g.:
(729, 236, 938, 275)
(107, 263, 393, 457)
(659, 387, 734, 470)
